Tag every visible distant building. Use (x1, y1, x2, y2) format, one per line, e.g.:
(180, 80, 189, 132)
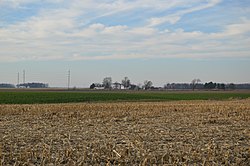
(90, 82, 126, 90)
(111, 82, 125, 90)
(94, 87, 105, 90)
(90, 83, 105, 90)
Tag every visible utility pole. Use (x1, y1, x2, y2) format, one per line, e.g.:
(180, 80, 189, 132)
(17, 72, 19, 85)
(23, 70, 25, 84)
(67, 69, 70, 90)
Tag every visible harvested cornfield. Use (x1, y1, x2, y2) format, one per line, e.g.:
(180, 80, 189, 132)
(1, 100, 250, 165)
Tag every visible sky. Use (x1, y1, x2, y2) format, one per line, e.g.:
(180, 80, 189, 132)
(0, 0, 250, 87)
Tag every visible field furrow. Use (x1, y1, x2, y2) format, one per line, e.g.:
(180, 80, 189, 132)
(1, 100, 250, 165)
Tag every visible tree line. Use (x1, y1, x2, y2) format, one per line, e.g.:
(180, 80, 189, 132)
(0, 78, 249, 90)
(0, 83, 48, 88)
(90, 77, 249, 90)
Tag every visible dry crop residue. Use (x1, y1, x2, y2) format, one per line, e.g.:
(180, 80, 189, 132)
(1, 100, 250, 165)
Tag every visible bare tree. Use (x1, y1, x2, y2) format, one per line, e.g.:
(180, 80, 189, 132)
(121, 77, 131, 89)
(143, 80, 153, 90)
(103, 77, 112, 89)
(191, 78, 201, 91)
(113, 82, 121, 89)
(134, 83, 142, 90)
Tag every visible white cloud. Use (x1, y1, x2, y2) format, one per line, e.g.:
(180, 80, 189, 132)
(0, 0, 64, 8)
(208, 18, 250, 39)
(70, 53, 148, 61)
(222, 19, 250, 35)
(0, 0, 250, 62)
(148, 0, 222, 26)
(148, 16, 181, 26)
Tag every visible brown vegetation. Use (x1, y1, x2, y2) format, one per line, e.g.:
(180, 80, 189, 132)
(1, 100, 250, 165)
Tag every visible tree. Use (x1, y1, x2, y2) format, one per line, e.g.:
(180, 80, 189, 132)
(221, 83, 225, 90)
(217, 83, 225, 90)
(191, 79, 201, 91)
(113, 82, 121, 89)
(90, 83, 96, 89)
(228, 83, 235, 90)
(129, 84, 137, 90)
(103, 77, 112, 89)
(204, 82, 216, 89)
(121, 77, 131, 89)
(164, 83, 170, 89)
(143, 80, 153, 90)
(0, 83, 15, 88)
(135, 83, 142, 90)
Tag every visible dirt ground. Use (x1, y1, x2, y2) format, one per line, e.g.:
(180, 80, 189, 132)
(1, 100, 250, 165)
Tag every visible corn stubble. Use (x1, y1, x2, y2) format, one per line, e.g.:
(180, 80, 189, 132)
(1, 100, 250, 165)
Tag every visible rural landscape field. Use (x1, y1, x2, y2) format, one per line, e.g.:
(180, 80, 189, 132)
(1, 91, 250, 104)
(1, 0, 250, 165)
(1, 91, 250, 165)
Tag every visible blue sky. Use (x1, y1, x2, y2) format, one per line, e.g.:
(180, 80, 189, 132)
(0, 0, 250, 87)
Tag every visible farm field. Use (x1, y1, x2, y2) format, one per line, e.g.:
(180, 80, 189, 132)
(0, 90, 250, 104)
(1, 100, 250, 165)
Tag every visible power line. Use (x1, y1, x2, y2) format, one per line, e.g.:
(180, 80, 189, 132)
(17, 72, 19, 85)
(67, 69, 70, 89)
(23, 70, 25, 84)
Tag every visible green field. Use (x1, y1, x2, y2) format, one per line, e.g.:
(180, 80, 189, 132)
(0, 91, 250, 104)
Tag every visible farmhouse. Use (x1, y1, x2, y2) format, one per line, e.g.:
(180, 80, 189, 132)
(90, 83, 105, 90)
(111, 82, 125, 90)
